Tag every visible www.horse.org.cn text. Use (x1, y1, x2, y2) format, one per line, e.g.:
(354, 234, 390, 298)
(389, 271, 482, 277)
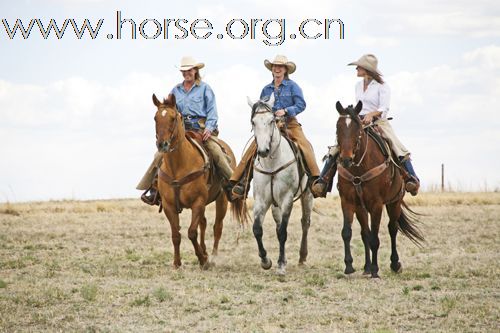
(1, 11, 345, 46)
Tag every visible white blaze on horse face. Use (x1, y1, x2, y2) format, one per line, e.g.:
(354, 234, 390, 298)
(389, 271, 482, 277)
(345, 117, 352, 128)
(161, 110, 167, 117)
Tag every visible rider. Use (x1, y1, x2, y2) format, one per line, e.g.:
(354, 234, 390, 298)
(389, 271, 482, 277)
(137, 56, 234, 205)
(230, 55, 321, 199)
(311, 54, 420, 197)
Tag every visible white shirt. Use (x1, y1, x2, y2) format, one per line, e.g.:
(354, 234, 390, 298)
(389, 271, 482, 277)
(355, 79, 391, 119)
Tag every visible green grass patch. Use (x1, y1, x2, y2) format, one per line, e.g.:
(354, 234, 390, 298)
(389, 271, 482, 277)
(131, 295, 151, 307)
(153, 287, 172, 303)
(80, 283, 98, 302)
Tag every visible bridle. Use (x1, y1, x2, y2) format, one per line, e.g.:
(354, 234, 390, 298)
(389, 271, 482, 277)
(337, 114, 369, 167)
(156, 107, 183, 153)
(252, 104, 282, 159)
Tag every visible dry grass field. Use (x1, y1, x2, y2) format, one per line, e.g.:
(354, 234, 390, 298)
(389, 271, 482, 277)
(0, 193, 499, 332)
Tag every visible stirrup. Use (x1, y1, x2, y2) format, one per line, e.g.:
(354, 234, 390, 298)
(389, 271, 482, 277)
(141, 188, 160, 206)
(231, 183, 245, 199)
(405, 179, 420, 196)
(311, 178, 327, 198)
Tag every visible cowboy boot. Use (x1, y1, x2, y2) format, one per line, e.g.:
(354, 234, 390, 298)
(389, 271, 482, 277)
(402, 159, 420, 196)
(231, 165, 254, 200)
(311, 154, 337, 198)
(141, 173, 160, 206)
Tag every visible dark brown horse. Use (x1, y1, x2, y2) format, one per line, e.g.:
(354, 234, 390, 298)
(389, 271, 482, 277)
(335, 101, 424, 278)
(153, 93, 245, 269)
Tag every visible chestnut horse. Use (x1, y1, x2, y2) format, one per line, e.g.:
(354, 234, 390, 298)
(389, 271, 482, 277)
(335, 101, 424, 278)
(152, 93, 245, 269)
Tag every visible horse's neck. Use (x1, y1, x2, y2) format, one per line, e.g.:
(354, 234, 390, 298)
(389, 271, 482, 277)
(355, 132, 384, 168)
(258, 132, 292, 168)
(161, 137, 202, 175)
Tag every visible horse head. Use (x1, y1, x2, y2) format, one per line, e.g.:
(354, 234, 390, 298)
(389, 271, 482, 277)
(336, 101, 363, 168)
(248, 94, 277, 158)
(153, 93, 184, 153)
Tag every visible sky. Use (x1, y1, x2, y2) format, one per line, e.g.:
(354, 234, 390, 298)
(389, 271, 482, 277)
(1, 0, 499, 202)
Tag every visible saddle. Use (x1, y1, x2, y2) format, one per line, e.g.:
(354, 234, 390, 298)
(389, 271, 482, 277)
(185, 130, 232, 185)
(365, 123, 409, 179)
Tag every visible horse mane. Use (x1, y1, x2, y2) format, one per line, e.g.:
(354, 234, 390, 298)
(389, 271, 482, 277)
(163, 94, 176, 108)
(251, 101, 272, 121)
(344, 105, 362, 126)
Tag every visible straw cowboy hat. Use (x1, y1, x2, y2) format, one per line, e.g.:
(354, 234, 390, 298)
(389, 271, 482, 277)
(264, 55, 296, 74)
(178, 56, 204, 71)
(348, 54, 382, 75)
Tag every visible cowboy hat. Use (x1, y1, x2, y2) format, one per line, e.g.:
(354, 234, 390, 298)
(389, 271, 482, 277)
(178, 56, 205, 71)
(348, 54, 382, 75)
(264, 55, 296, 74)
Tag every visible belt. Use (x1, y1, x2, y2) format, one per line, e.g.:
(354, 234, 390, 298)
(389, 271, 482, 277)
(183, 115, 206, 121)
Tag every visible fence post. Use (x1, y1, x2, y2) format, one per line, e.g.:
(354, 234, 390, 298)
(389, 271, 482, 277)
(441, 163, 444, 192)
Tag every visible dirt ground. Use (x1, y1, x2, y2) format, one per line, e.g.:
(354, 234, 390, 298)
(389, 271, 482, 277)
(0, 192, 499, 332)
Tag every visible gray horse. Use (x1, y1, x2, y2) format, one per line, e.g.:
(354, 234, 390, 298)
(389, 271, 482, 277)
(248, 95, 314, 275)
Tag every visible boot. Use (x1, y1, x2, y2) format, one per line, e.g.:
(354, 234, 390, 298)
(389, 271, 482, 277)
(231, 181, 246, 200)
(311, 154, 337, 198)
(402, 159, 420, 196)
(141, 174, 160, 206)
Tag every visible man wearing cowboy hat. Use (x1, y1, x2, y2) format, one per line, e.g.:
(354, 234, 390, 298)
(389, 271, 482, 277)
(229, 55, 321, 199)
(311, 54, 420, 197)
(137, 56, 234, 205)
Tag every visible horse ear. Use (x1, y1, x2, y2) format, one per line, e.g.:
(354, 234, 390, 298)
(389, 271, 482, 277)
(266, 93, 275, 108)
(354, 101, 363, 115)
(166, 93, 176, 107)
(335, 101, 344, 114)
(152, 94, 161, 107)
(247, 96, 255, 108)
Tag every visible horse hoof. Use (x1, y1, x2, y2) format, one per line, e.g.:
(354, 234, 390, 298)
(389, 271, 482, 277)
(363, 270, 371, 276)
(391, 262, 402, 273)
(371, 273, 380, 279)
(344, 266, 355, 275)
(209, 255, 218, 267)
(261, 258, 272, 270)
(276, 266, 286, 276)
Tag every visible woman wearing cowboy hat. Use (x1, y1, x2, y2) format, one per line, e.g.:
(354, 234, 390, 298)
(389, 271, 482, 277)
(230, 55, 321, 199)
(137, 56, 234, 205)
(311, 54, 420, 197)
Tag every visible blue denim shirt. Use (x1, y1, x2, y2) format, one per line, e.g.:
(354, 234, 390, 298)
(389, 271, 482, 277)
(260, 79, 306, 117)
(170, 81, 218, 132)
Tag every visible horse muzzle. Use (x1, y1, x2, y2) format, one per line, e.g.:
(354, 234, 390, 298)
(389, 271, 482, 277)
(341, 157, 353, 168)
(257, 148, 270, 158)
(157, 140, 170, 153)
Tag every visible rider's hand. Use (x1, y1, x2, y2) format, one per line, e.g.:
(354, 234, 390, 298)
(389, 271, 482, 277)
(202, 129, 212, 141)
(275, 109, 286, 117)
(362, 114, 374, 125)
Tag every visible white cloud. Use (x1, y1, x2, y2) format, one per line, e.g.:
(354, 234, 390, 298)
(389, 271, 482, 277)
(1, 43, 499, 202)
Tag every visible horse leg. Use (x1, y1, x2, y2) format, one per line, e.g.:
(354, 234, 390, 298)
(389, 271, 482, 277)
(387, 201, 403, 273)
(341, 203, 356, 274)
(299, 191, 313, 265)
(272, 200, 292, 275)
(355, 208, 371, 275)
(163, 206, 182, 268)
(212, 193, 228, 258)
(253, 201, 272, 270)
(369, 207, 383, 278)
(188, 203, 209, 269)
(199, 216, 208, 258)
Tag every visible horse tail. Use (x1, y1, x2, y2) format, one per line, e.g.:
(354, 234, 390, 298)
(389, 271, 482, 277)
(230, 197, 249, 226)
(397, 200, 425, 247)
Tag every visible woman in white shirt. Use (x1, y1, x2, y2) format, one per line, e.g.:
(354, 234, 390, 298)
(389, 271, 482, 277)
(311, 54, 420, 197)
